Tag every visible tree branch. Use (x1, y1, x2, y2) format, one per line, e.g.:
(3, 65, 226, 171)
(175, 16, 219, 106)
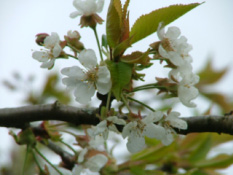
(1, 103, 233, 135)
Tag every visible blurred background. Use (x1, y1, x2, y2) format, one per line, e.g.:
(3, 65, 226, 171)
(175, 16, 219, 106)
(0, 0, 233, 174)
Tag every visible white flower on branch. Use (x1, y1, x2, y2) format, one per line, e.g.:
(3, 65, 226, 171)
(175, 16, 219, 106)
(70, 0, 105, 18)
(160, 111, 187, 145)
(61, 49, 111, 104)
(91, 116, 126, 140)
(32, 32, 62, 69)
(122, 111, 166, 153)
(73, 153, 108, 175)
(169, 62, 199, 107)
(157, 23, 199, 107)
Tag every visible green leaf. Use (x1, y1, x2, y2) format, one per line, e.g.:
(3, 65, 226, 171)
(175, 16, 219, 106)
(120, 49, 150, 65)
(198, 59, 228, 87)
(195, 154, 233, 169)
(106, 0, 122, 47)
(188, 134, 212, 162)
(113, 36, 133, 58)
(101, 34, 108, 49)
(130, 3, 201, 44)
(106, 60, 132, 100)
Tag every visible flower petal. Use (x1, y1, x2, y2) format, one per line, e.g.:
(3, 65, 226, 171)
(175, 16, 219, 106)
(70, 11, 82, 18)
(96, 66, 111, 94)
(85, 154, 108, 172)
(127, 130, 145, 153)
(74, 82, 95, 104)
(178, 85, 199, 107)
(52, 43, 62, 57)
(61, 66, 86, 79)
(143, 124, 166, 140)
(32, 51, 49, 62)
(40, 59, 55, 69)
(79, 49, 97, 69)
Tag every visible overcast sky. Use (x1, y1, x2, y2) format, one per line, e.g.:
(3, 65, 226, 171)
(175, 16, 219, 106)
(0, 0, 233, 172)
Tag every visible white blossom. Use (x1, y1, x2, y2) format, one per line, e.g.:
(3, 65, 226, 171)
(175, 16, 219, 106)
(32, 32, 62, 69)
(61, 49, 111, 104)
(122, 111, 166, 153)
(93, 116, 126, 140)
(160, 111, 187, 145)
(67, 30, 80, 39)
(157, 23, 199, 107)
(72, 154, 108, 175)
(70, 0, 104, 18)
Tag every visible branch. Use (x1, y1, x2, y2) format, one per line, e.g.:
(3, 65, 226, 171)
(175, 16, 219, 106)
(1, 103, 233, 135)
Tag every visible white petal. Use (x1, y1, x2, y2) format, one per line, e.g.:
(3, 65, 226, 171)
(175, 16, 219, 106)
(70, 11, 82, 18)
(85, 154, 108, 172)
(178, 85, 199, 107)
(32, 51, 49, 62)
(122, 121, 137, 138)
(72, 165, 83, 175)
(74, 82, 95, 104)
(165, 27, 181, 40)
(107, 116, 126, 125)
(143, 124, 166, 140)
(61, 66, 86, 79)
(44, 32, 60, 49)
(79, 49, 97, 69)
(96, 0, 105, 13)
(78, 148, 88, 163)
(95, 120, 107, 134)
(157, 22, 165, 40)
(127, 130, 145, 153)
(52, 43, 62, 57)
(62, 77, 80, 89)
(142, 111, 163, 124)
(40, 59, 55, 69)
(96, 66, 111, 94)
(161, 129, 174, 146)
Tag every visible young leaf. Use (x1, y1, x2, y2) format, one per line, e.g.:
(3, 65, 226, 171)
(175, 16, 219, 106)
(106, 60, 133, 100)
(130, 3, 201, 44)
(113, 36, 133, 58)
(106, 0, 122, 47)
(120, 49, 150, 65)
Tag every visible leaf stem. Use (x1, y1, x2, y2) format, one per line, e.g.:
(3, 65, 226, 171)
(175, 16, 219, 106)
(60, 140, 78, 156)
(32, 150, 45, 174)
(93, 27, 104, 61)
(128, 97, 155, 112)
(106, 91, 112, 111)
(34, 147, 63, 175)
(66, 54, 79, 60)
(22, 145, 30, 175)
(121, 94, 131, 113)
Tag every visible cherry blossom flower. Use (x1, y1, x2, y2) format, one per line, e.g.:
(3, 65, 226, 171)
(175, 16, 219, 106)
(169, 62, 199, 107)
(32, 32, 62, 69)
(61, 49, 111, 104)
(157, 23, 193, 66)
(122, 111, 166, 153)
(157, 23, 199, 107)
(73, 153, 108, 175)
(160, 111, 187, 145)
(92, 116, 126, 140)
(70, 0, 104, 18)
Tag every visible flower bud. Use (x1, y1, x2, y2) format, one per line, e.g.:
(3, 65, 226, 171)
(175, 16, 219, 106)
(35, 33, 49, 46)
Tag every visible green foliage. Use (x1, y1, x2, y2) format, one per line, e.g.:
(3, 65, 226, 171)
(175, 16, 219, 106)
(106, 0, 122, 47)
(121, 133, 233, 175)
(130, 3, 201, 44)
(106, 60, 133, 100)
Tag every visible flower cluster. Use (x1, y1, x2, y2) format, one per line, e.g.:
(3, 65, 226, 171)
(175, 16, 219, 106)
(32, 32, 62, 69)
(30, 0, 202, 173)
(61, 49, 111, 104)
(122, 111, 187, 153)
(157, 23, 199, 107)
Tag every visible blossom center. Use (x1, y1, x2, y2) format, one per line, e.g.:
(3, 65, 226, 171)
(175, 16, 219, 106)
(161, 38, 174, 51)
